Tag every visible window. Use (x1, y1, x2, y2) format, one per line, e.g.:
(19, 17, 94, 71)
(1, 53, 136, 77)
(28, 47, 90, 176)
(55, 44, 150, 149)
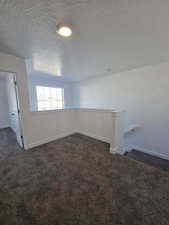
(36, 86, 64, 111)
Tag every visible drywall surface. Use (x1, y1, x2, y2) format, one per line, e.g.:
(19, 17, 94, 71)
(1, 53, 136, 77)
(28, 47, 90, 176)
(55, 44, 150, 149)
(2, 52, 169, 158)
(0, 52, 30, 147)
(74, 62, 169, 159)
(25, 109, 76, 149)
(28, 75, 74, 111)
(0, 52, 75, 149)
(25, 108, 124, 153)
(0, 76, 10, 128)
(76, 108, 124, 154)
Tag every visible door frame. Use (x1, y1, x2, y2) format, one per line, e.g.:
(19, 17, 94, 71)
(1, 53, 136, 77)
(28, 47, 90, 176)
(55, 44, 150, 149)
(12, 73, 25, 148)
(0, 70, 25, 149)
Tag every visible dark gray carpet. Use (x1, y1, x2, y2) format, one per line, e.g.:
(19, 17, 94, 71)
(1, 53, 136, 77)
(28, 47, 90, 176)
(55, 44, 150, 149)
(126, 150, 169, 172)
(0, 128, 22, 160)
(0, 132, 169, 225)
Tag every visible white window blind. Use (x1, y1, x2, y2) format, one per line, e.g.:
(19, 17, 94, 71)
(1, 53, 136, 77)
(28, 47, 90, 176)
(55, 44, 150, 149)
(36, 86, 64, 111)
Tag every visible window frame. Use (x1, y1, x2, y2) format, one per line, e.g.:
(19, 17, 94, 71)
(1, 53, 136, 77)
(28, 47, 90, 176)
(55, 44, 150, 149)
(36, 86, 65, 111)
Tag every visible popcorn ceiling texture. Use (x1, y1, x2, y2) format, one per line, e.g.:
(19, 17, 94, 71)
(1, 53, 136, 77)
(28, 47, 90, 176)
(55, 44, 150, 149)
(0, 0, 169, 80)
(0, 0, 91, 74)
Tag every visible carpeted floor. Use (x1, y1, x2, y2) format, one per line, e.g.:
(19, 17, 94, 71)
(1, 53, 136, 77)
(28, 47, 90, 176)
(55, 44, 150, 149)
(126, 150, 169, 172)
(0, 132, 169, 224)
(0, 128, 22, 161)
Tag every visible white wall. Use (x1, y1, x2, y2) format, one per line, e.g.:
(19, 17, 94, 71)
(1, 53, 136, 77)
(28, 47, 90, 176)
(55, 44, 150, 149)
(76, 108, 124, 154)
(6, 74, 17, 131)
(0, 52, 76, 149)
(26, 108, 124, 153)
(0, 52, 31, 147)
(25, 109, 76, 149)
(0, 76, 10, 128)
(5, 73, 24, 146)
(2, 52, 169, 159)
(28, 75, 74, 111)
(1, 53, 121, 151)
(74, 62, 169, 159)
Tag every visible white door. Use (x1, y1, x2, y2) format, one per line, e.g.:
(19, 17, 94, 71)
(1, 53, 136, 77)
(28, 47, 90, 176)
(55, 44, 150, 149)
(7, 74, 23, 147)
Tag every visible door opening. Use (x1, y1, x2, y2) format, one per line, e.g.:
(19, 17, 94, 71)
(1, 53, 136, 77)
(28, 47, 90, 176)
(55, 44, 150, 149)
(0, 71, 24, 149)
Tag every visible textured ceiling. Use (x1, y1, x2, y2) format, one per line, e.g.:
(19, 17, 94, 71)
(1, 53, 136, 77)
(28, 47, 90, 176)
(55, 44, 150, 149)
(0, 72, 7, 80)
(0, 0, 169, 81)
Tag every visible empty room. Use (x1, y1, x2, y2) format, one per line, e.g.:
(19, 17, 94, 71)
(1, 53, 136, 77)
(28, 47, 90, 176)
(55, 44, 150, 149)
(0, 0, 169, 224)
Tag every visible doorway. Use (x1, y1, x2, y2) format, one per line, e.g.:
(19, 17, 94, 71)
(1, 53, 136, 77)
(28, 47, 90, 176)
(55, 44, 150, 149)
(0, 72, 24, 156)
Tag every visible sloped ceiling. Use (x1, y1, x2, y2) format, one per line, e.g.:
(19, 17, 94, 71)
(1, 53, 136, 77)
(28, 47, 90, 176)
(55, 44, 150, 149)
(0, 0, 169, 81)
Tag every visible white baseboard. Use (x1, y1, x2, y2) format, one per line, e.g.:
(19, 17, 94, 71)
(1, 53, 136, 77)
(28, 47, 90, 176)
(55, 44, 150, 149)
(25, 131, 112, 151)
(77, 131, 111, 144)
(25, 130, 119, 154)
(125, 145, 169, 161)
(25, 131, 75, 150)
(110, 147, 124, 155)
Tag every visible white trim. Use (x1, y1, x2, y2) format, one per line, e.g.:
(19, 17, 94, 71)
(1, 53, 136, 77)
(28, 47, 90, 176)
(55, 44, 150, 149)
(77, 131, 111, 144)
(25, 131, 75, 150)
(124, 124, 139, 135)
(24, 109, 124, 152)
(110, 147, 124, 155)
(75, 108, 120, 113)
(125, 145, 169, 161)
(25, 131, 112, 150)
